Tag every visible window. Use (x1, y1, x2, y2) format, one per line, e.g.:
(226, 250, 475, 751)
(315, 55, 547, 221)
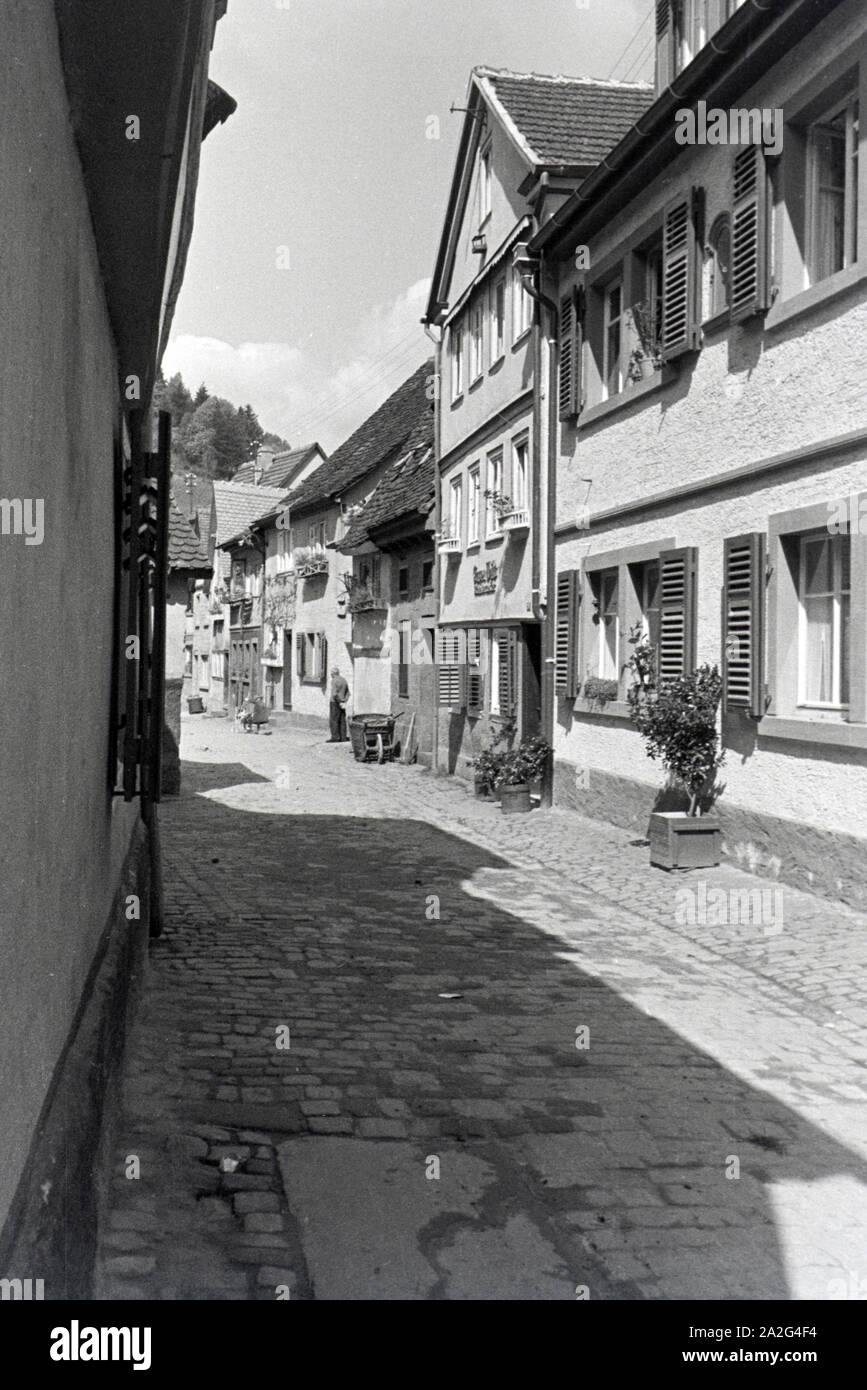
(470, 300, 484, 382)
(512, 437, 528, 511)
(490, 278, 505, 364)
(603, 280, 623, 400)
(479, 144, 492, 224)
(591, 568, 619, 680)
(299, 631, 327, 684)
(468, 464, 480, 544)
(398, 564, 409, 597)
(450, 320, 464, 400)
(308, 520, 326, 550)
(637, 560, 661, 647)
(798, 532, 850, 707)
(398, 619, 411, 698)
(680, 0, 709, 69)
(184, 642, 193, 677)
(422, 558, 434, 592)
(807, 95, 859, 285)
(449, 475, 463, 542)
(486, 448, 503, 533)
(512, 266, 533, 341)
(198, 652, 210, 692)
(277, 525, 294, 570)
(703, 214, 731, 319)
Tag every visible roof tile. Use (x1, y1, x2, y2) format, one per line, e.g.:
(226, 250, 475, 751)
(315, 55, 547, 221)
(479, 68, 654, 166)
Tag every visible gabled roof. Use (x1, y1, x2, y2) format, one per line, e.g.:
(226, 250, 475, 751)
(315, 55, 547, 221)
(212, 481, 289, 545)
(167, 496, 210, 572)
(425, 66, 652, 323)
(477, 68, 653, 167)
(231, 442, 326, 489)
(340, 408, 435, 551)
(285, 360, 435, 516)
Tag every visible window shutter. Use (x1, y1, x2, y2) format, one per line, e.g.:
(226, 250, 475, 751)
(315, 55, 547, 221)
(497, 628, 518, 717)
(658, 547, 697, 683)
(467, 670, 485, 715)
(318, 633, 328, 682)
(147, 411, 171, 802)
(730, 145, 770, 321)
(558, 288, 584, 420)
(437, 629, 466, 710)
(297, 636, 305, 680)
(661, 190, 701, 361)
(655, 0, 676, 91)
(555, 570, 581, 699)
(722, 532, 766, 717)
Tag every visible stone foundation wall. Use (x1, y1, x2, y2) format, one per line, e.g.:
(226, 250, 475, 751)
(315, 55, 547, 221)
(553, 758, 867, 908)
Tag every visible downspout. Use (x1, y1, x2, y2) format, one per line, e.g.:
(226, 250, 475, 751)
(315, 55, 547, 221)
(516, 256, 558, 808)
(423, 319, 442, 772)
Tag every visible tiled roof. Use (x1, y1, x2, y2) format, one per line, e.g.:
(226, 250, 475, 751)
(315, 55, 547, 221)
(286, 360, 435, 515)
(167, 496, 210, 571)
(341, 409, 435, 551)
(232, 443, 325, 490)
(477, 68, 654, 166)
(212, 481, 289, 546)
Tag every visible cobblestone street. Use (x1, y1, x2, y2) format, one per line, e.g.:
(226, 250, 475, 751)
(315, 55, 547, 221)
(95, 712, 867, 1301)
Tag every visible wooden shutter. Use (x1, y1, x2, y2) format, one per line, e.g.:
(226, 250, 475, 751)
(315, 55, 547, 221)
(730, 145, 770, 321)
(147, 411, 170, 802)
(558, 287, 584, 420)
(466, 627, 484, 714)
(722, 533, 766, 717)
(496, 628, 518, 717)
(437, 629, 466, 710)
(655, 1, 676, 91)
(657, 547, 697, 683)
(317, 633, 328, 682)
(297, 635, 306, 680)
(661, 190, 701, 361)
(555, 570, 581, 698)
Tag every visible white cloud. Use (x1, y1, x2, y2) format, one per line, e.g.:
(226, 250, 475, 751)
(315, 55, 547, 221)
(162, 278, 432, 453)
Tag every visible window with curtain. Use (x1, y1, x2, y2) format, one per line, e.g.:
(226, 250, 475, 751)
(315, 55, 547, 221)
(798, 532, 850, 707)
(807, 95, 859, 285)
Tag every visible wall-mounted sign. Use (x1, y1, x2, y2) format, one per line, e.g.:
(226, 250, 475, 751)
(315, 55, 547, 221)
(473, 561, 498, 595)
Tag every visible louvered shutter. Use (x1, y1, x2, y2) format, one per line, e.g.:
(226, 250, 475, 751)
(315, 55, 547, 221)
(317, 633, 328, 682)
(148, 411, 171, 802)
(730, 145, 770, 321)
(466, 627, 484, 713)
(655, 1, 676, 91)
(297, 636, 305, 680)
(437, 629, 466, 710)
(555, 570, 581, 699)
(722, 533, 766, 717)
(558, 287, 584, 420)
(121, 411, 146, 801)
(661, 190, 701, 361)
(657, 547, 697, 683)
(496, 628, 518, 717)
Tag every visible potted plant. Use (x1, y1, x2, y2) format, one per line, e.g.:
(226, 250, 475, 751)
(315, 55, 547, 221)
(495, 735, 551, 814)
(627, 300, 664, 383)
(483, 490, 514, 526)
(471, 745, 504, 798)
(627, 629, 724, 869)
(582, 675, 619, 707)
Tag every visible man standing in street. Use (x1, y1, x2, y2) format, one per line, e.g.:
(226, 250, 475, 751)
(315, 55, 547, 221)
(328, 666, 350, 742)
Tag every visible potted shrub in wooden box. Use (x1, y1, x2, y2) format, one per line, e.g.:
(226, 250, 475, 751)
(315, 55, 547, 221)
(627, 632, 724, 870)
(471, 746, 504, 799)
(496, 736, 551, 815)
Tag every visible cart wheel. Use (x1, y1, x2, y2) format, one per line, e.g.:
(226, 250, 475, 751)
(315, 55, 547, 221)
(375, 733, 384, 763)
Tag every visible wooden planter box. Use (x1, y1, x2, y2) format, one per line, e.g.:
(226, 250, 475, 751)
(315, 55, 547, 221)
(501, 783, 531, 814)
(648, 811, 720, 870)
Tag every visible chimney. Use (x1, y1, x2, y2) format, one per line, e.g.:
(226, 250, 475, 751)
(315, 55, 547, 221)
(254, 445, 275, 485)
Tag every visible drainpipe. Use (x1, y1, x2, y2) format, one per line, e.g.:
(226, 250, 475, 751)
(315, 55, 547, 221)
(423, 319, 442, 772)
(515, 247, 558, 807)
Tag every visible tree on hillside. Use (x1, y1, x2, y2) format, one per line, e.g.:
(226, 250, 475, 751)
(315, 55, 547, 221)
(151, 369, 291, 478)
(194, 382, 210, 408)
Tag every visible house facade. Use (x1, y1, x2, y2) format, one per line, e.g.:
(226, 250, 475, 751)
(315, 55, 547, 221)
(532, 0, 867, 904)
(0, 0, 231, 1294)
(339, 410, 437, 762)
(250, 362, 434, 729)
(424, 66, 652, 779)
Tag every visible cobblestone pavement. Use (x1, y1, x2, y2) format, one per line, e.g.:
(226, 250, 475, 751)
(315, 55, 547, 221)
(95, 712, 867, 1300)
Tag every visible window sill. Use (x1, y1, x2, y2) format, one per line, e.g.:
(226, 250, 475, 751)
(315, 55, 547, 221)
(765, 262, 867, 333)
(573, 697, 632, 721)
(489, 354, 505, 374)
(757, 714, 867, 750)
(579, 365, 678, 428)
(702, 308, 730, 336)
(450, 393, 464, 408)
(469, 374, 484, 392)
(466, 540, 481, 553)
(512, 328, 532, 349)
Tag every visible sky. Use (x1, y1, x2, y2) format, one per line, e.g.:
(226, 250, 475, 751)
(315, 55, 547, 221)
(164, 0, 653, 453)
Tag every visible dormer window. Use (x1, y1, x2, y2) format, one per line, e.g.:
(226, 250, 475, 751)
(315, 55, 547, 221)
(479, 144, 492, 225)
